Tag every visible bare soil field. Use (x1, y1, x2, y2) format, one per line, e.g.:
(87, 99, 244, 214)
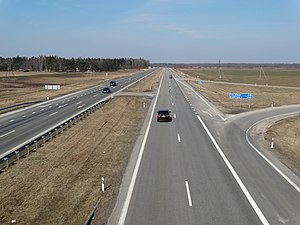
(0, 70, 138, 110)
(178, 68, 300, 176)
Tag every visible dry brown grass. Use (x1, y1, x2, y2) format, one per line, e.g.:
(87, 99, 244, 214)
(126, 69, 162, 92)
(264, 115, 300, 176)
(181, 69, 300, 176)
(0, 70, 138, 109)
(0, 96, 150, 225)
(188, 80, 300, 114)
(0, 69, 160, 225)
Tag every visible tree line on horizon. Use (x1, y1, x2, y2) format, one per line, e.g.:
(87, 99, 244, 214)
(0, 56, 150, 72)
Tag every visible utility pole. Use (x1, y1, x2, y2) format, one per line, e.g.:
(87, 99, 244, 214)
(218, 59, 225, 80)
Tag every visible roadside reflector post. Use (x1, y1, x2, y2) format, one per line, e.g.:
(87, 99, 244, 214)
(270, 138, 275, 149)
(271, 102, 274, 107)
(4, 157, 9, 169)
(143, 102, 145, 108)
(34, 140, 38, 149)
(101, 177, 105, 192)
(15, 151, 20, 161)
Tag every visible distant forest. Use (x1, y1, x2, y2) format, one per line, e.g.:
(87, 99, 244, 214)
(152, 63, 300, 69)
(0, 56, 150, 72)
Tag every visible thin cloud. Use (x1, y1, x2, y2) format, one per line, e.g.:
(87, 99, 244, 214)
(161, 24, 207, 39)
(128, 13, 158, 23)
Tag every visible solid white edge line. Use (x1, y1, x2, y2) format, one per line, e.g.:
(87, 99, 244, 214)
(177, 133, 181, 143)
(175, 77, 225, 121)
(117, 71, 164, 225)
(196, 114, 270, 225)
(246, 115, 300, 193)
(185, 181, 193, 207)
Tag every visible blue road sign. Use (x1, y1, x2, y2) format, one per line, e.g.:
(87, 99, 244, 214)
(229, 93, 253, 99)
(198, 80, 203, 85)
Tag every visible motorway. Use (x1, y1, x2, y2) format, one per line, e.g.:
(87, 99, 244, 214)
(109, 68, 300, 225)
(0, 68, 157, 160)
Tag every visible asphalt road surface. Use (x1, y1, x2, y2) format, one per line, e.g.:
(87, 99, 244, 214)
(0, 68, 157, 159)
(109, 68, 300, 225)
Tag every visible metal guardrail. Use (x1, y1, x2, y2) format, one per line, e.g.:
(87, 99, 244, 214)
(0, 101, 43, 111)
(0, 100, 108, 171)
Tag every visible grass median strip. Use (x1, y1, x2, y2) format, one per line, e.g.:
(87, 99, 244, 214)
(0, 96, 150, 225)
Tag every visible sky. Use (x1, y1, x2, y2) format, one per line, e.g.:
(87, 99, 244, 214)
(0, 0, 299, 63)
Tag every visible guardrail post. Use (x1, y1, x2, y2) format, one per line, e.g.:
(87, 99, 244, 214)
(55, 128, 58, 136)
(60, 125, 63, 133)
(42, 136, 45, 145)
(65, 122, 68, 129)
(49, 132, 52, 140)
(34, 140, 38, 149)
(26, 145, 29, 155)
(4, 157, 9, 169)
(15, 151, 20, 161)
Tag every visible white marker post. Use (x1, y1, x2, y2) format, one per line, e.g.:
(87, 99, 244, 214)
(271, 102, 274, 107)
(143, 102, 145, 108)
(270, 138, 275, 149)
(101, 177, 105, 192)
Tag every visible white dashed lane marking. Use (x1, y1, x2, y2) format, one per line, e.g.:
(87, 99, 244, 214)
(0, 130, 15, 138)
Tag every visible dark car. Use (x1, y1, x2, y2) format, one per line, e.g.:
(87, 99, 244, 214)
(110, 80, 117, 86)
(157, 109, 172, 122)
(102, 87, 111, 93)
(169, 75, 173, 79)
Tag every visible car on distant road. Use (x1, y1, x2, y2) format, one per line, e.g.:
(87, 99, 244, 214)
(157, 109, 172, 122)
(169, 75, 173, 79)
(102, 87, 111, 93)
(110, 80, 117, 86)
